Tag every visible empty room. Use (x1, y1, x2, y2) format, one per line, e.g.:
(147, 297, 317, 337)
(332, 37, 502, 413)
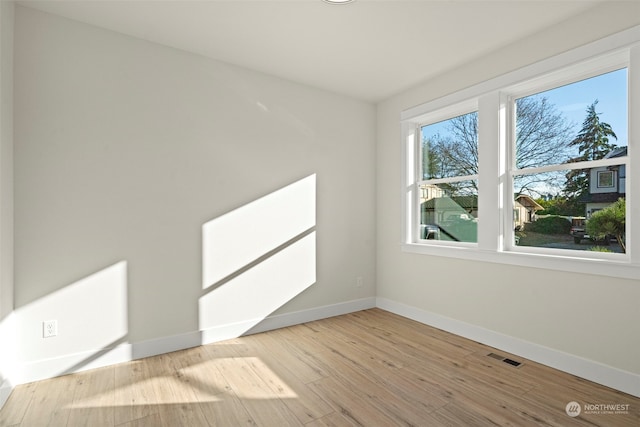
(0, 1, 639, 426)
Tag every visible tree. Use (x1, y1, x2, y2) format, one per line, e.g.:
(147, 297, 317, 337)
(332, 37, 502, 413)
(569, 100, 617, 161)
(586, 198, 625, 253)
(536, 196, 580, 216)
(514, 96, 574, 169)
(423, 96, 573, 196)
(422, 111, 478, 196)
(563, 100, 617, 200)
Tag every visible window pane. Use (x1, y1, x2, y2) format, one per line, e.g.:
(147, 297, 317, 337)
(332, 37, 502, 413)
(514, 166, 625, 253)
(515, 68, 627, 169)
(421, 111, 478, 180)
(419, 181, 477, 243)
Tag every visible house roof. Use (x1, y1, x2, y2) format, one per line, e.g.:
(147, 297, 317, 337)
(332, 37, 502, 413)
(577, 193, 624, 204)
(604, 146, 628, 159)
(421, 194, 545, 211)
(421, 196, 477, 210)
(515, 195, 544, 211)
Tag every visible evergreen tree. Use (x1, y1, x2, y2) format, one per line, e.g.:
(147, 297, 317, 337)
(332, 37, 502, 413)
(563, 100, 617, 200)
(569, 100, 617, 161)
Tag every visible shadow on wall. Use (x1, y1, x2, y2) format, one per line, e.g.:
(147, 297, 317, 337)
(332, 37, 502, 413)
(13, 261, 129, 384)
(200, 174, 317, 342)
(6, 175, 317, 386)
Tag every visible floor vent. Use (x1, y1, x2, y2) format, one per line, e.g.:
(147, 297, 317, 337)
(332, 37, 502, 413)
(487, 353, 523, 367)
(503, 358, 522, 367)
(487, 352, 504, 360)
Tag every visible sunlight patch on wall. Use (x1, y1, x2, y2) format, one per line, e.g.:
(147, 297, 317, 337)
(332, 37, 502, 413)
(202, 175, 316, 289)
(200, 175, 316, 340)
(15, 261, 128, 377)
(199, 232, 315, 338)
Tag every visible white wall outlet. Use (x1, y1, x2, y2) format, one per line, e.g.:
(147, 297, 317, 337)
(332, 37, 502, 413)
(356, 276, 363, 288)
(43, 320, 58, 338)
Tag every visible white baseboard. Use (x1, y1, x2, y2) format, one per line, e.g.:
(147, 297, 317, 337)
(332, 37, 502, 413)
(132, 331, 202, 360)
(19, 342, 133, 385)
(9, 296, 636, 405)
(201, 297, 376, 344)
(246, 297, 377, 335)
(376, 297, 640, 398)
(15, 297, 377, 386)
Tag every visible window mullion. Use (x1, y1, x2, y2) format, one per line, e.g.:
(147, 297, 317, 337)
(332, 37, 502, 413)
(502, 93, 516, 252)
(514, 157, 629, 176)
(417, 175, 478, 186)
(628, 45, 639, 263)
(477, 92, 501, 251)
(401, 122, 418, 243)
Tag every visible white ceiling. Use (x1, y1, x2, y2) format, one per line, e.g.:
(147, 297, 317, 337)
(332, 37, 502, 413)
(17, 0, 604, 102)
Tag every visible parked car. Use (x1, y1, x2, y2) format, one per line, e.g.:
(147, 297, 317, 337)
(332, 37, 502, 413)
(569, 217, 587, 244)
(443, 213, 475, 223)
(570, 216, 611, 245)
(420, 224, 440, 240)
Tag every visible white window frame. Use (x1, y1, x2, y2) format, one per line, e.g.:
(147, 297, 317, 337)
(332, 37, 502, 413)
(401, 25, 640, 280)
(415, 104, 479, 246)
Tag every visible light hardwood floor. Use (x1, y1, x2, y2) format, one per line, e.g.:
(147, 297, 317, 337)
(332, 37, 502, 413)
(1, 308, 638, 426)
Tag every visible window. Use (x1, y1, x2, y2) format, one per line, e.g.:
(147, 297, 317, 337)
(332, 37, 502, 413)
(597, 171, 615, 188)
(401, 26, 640, 279)
(419, 111, 478, 243)
(506, 67, 627, 253)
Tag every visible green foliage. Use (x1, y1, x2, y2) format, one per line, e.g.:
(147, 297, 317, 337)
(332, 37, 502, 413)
(586, 198, 626, 253)
(536, 197, 583, 216)
(525, 216, 572, 234)
(563, 168, 589, 201)
(569, 100, 617, 161)
(587, 246, 613, 253)
(564, 100, 618, 200)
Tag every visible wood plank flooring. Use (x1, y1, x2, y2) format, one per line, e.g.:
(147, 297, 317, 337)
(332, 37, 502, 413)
(1, 308, 638, 426)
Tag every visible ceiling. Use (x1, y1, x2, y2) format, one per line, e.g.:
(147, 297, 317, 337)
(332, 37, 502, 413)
(17, 0, 604, 102)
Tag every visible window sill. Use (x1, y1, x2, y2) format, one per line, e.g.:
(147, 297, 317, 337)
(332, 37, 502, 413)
(401, 243, 639, 280)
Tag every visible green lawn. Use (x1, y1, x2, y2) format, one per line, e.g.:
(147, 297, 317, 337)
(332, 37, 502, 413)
(515, 231, 573, 247)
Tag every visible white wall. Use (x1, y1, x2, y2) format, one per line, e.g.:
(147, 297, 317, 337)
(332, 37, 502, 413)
(13, 6, 376, 383)
(9, 0, 640, 399)
(0, 0, 15, 408)
(376, 1, 640, 394)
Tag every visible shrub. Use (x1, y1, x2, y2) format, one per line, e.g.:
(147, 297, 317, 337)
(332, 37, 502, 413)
(586, 198, 626, 253)
(588, 246, 613, 253)
(525, 216, 571, 234)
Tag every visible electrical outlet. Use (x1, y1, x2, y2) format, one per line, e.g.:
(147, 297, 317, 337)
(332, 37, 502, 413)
(43, 320, 57, 338)
(356, 276, 363, 288)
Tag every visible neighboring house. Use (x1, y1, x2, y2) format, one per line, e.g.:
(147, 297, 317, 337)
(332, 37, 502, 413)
(514, 194, 544, 230)
(419, 184, 476, 225)
(580, 147, 626, 218)
(420, 195, 478, 225)
(418, 183, 445, 203)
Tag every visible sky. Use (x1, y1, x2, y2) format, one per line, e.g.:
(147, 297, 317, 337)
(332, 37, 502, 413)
(421, 67, 628, 157)
(535, 67, 628, 151)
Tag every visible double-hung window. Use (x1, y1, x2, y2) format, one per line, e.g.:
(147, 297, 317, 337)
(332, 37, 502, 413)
(503, 61, 628, 254)
(417, 107, 478, 244)
(402, 26, 640, 279)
